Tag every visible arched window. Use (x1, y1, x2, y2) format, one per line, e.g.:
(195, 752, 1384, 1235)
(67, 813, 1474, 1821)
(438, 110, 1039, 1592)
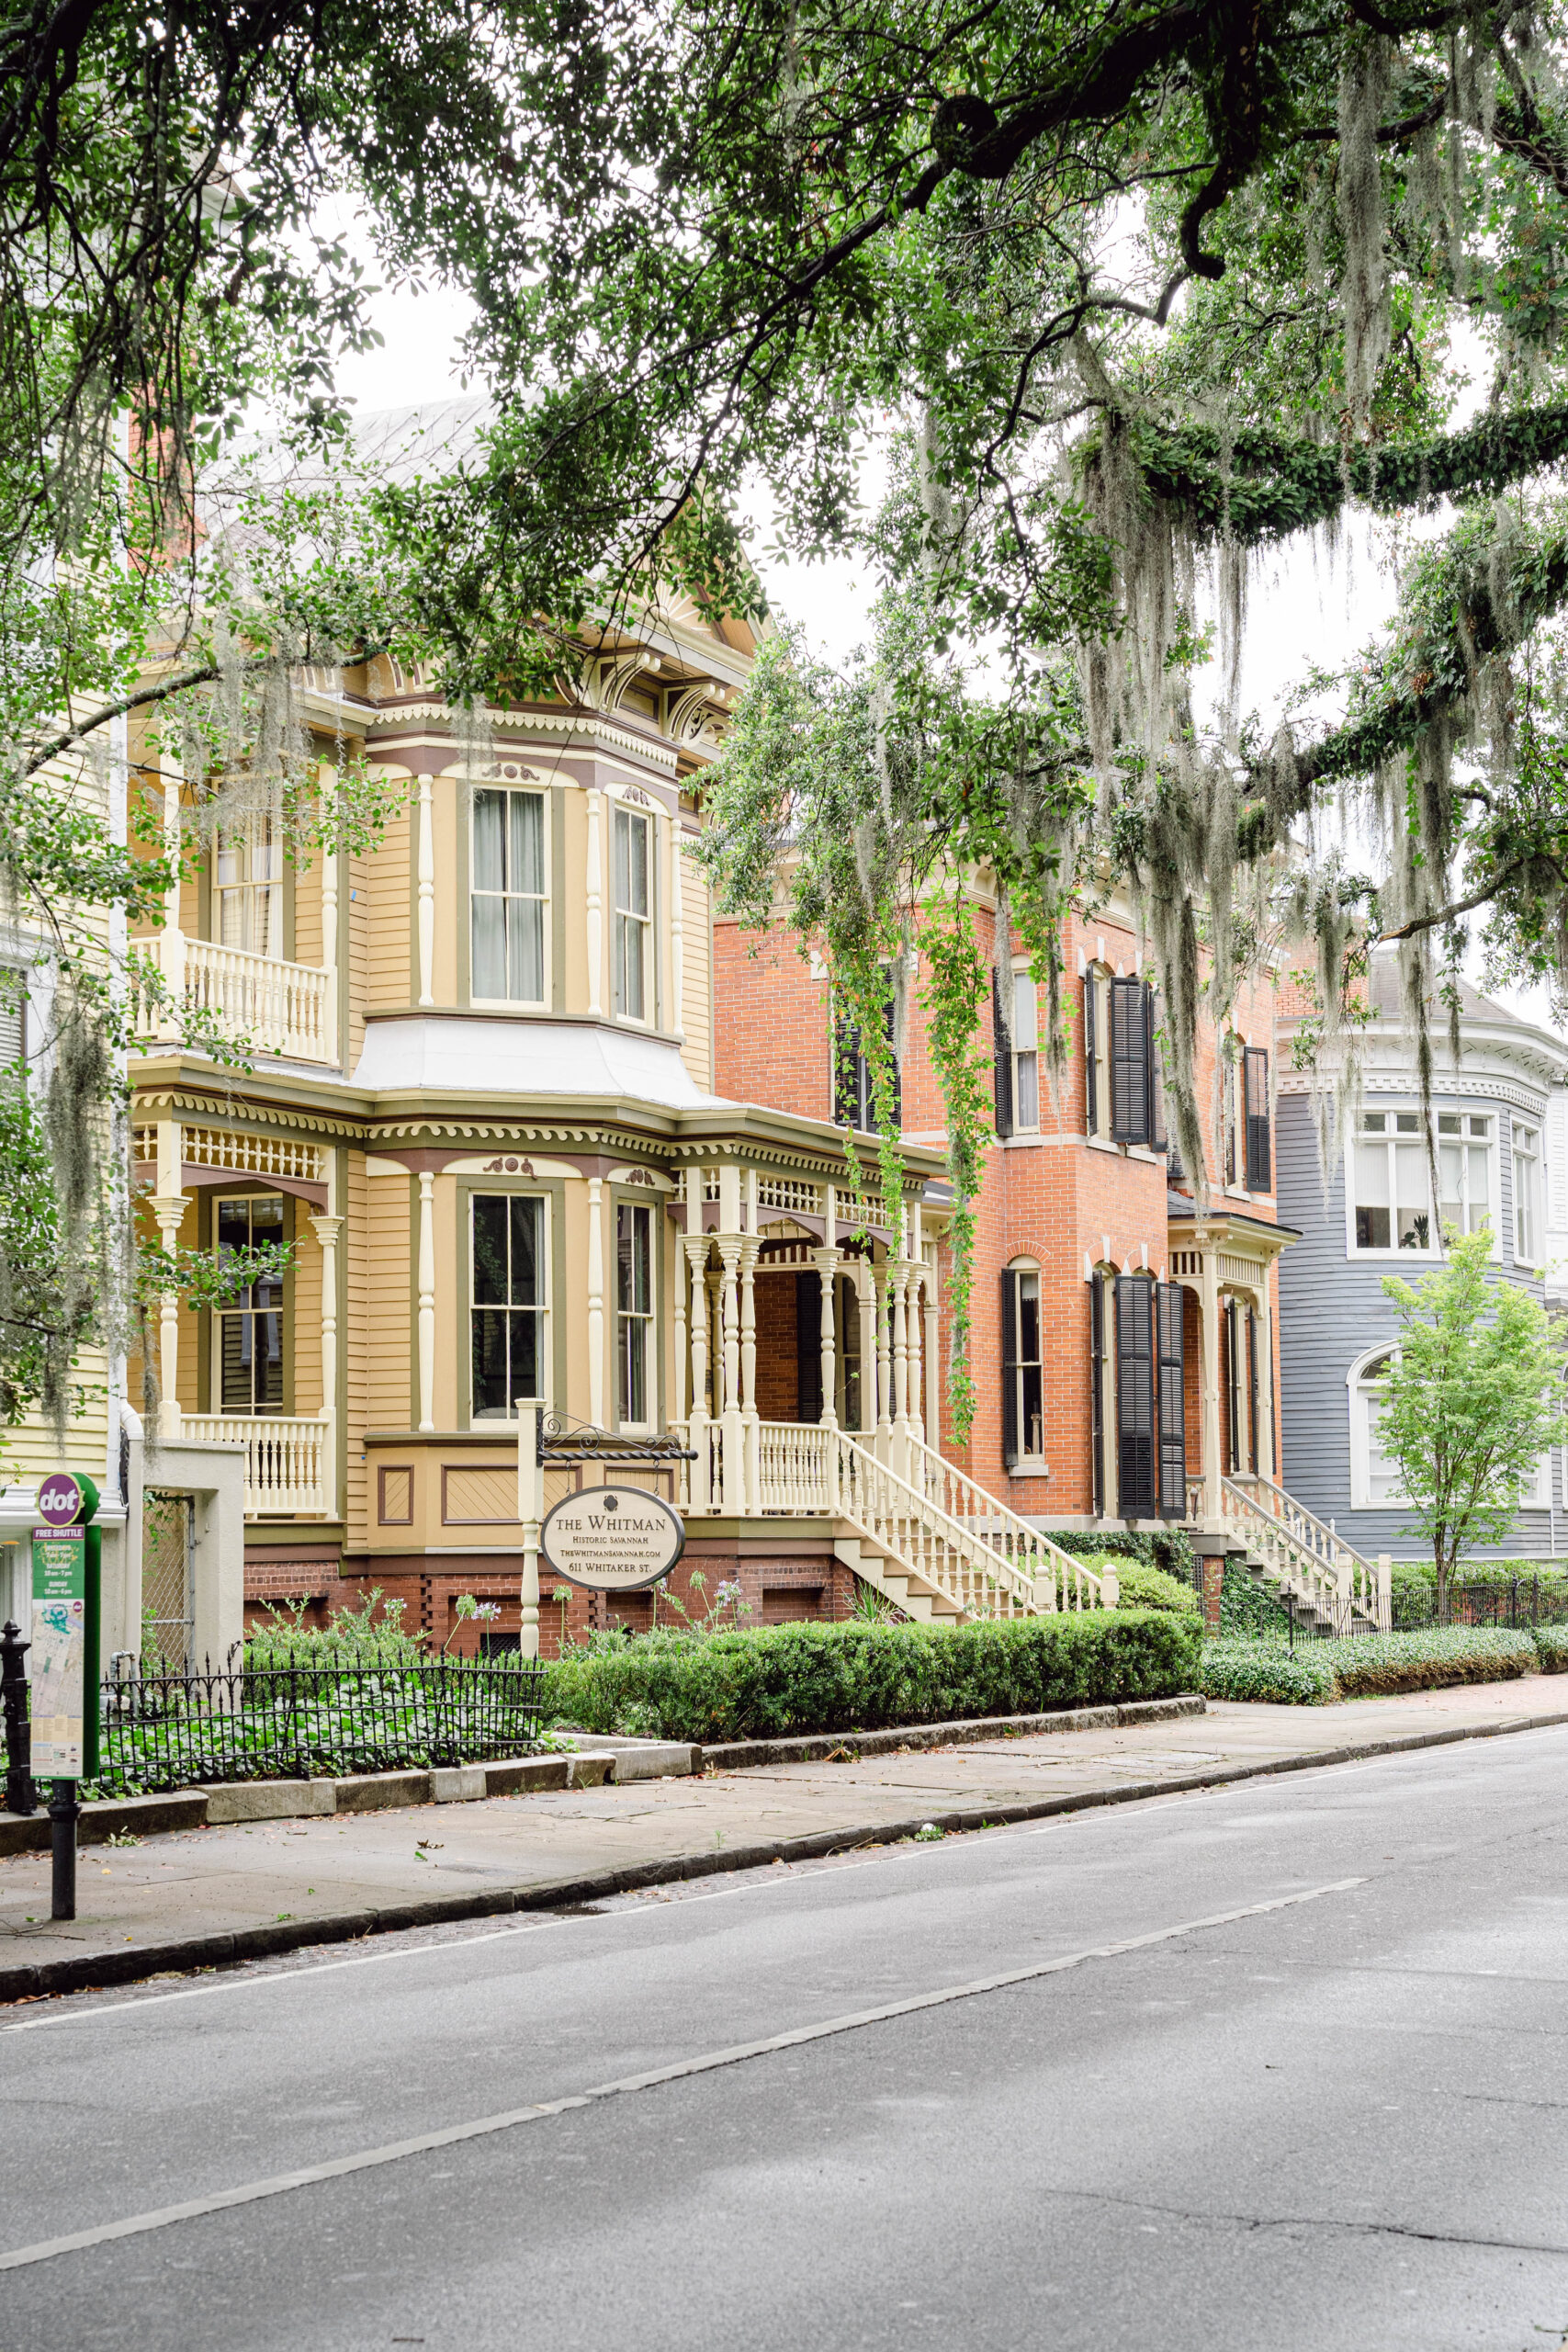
(1348, 1349, 1401, 1509)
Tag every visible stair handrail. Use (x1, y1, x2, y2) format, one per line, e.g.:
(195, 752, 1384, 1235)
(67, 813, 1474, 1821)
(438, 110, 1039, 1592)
(1238, 1474, 1380, 1623)
(835, 1431, 1108, 1619)
(1219, 1477, 1373, 1633)
(902, 1431, 1112, 1611)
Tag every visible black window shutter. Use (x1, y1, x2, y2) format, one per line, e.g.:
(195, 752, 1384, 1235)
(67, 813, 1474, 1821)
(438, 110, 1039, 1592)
(1110, 978, 1149, 1145)
(795, 1271, 823, 1423)
(1146, 987, 1167, 1151)
(1089, 1276, 1105, 1516)
(1244, 1046, 1271, 1191)
(1115, 1274, 1156, 1516)
(1001, 1271, 1019, 1468)
(1084, 971, 1098, 1136)
(1156, 1281, 1186, 1520)
(992, 970, 1013, 1139)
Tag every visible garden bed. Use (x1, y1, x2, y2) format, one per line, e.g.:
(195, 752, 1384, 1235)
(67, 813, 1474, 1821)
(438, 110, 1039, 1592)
(1200, 1624, 1540, 1706)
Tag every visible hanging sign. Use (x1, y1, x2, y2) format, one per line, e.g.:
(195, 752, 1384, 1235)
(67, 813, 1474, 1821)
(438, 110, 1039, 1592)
(540, 1485, 685, 1592)
(30, 1523, 87, 1776)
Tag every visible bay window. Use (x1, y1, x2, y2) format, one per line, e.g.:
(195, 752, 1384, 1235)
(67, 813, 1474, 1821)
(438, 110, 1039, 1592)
(1514, 1121, 1540, 1264)
(1437, 1111, 1493, 1241)
(471, 1193, 546, 1419)
(471, 787, 547, 1003)
(215, 1194, 286, 1413)
(614, 806, 651, 1020)
(616, 1201, 654, 1427)
(1352, 1111, 1433, 1252)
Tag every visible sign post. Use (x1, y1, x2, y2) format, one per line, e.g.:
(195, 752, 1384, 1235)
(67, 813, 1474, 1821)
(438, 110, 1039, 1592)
(30, 1472, 99, 1922)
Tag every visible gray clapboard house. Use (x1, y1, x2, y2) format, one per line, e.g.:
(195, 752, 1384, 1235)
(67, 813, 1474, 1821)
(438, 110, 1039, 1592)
(1276, 955, 1568, 1563)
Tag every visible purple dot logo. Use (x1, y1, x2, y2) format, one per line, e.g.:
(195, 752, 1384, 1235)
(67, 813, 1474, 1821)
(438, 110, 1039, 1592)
(37, 1472, 85, 1527)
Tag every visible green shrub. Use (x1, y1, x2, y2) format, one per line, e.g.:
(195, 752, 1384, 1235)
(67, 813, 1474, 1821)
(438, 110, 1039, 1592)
(1047, 1526, 1197, 1584)
(1200, 1639, 1337, 1704)
(1531, 1624, 1568, 1672)
(1201, 1624, 1535, 1706)
(540, 1611, 1201, 1743)
(1218, 1561, 1290, 1639)
(1102, 1560, 1200, 1617)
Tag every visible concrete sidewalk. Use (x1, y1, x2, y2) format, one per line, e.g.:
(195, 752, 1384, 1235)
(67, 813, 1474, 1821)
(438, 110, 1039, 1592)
(4, 1673, 1567, 2002)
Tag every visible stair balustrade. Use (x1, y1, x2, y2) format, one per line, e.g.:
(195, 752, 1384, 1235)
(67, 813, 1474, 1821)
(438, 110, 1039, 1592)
(1218, 1475, 1385, 1632)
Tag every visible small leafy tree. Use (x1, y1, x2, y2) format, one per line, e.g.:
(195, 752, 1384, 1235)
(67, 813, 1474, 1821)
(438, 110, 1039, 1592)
(1379, 1230, 1566, 1614)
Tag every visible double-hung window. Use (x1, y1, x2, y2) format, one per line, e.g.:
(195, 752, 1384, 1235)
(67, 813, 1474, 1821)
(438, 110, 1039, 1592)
(1437, 1112, 1493, 1241)
(215, 1195, 285, 1413)
(1083, 967, 1112, 1138)
(471, 1194, 546, 1419)
(1001, 1262, 1044, 1465)
(1011, 970, 1040, 1132)
(471, 787, 546, 1003)
(616, 1202, 654, 1427)
(216, 790, 284, 957)
(1514, 1121, 1540, 1263)
(614, 806, 651, 1020)
(1352, 1111, 1433, 1252)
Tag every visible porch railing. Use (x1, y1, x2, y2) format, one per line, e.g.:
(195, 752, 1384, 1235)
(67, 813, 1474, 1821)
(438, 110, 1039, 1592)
(137, 935, 336, 1064)
(1208, 1474, 1386, 1633)
(179, 1411, 332, 1517)
(757, 1421, 831, 1513)
(903, 1432, 1116, 1612)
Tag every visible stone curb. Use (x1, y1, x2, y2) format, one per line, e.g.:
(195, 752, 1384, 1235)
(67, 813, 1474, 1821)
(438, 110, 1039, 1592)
(696, 1695, 1205, 1771)
(4, 1699, 1568, 2006)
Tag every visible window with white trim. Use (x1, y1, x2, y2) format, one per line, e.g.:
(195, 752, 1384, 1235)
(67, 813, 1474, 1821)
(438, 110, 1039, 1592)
(1514, 1120, 1540, 1264)
(216, 789, 283, 957)
(471, 1193, 547, 1419)
(471, 787, 547, 1003)
(1001, 1260, 1044, 1466)
(1349, 1350, 1403, 1506)
(214, 1194, 286, 1413)
(1084, 967, 1111, 1138)
(1352, 1111, 1433, 1253)
(1011, 969, 1039, 1132)
(1437, 1111, 1493, 1240)
(613, 806, 651, 1020)
(616, 1201, 654, 1428)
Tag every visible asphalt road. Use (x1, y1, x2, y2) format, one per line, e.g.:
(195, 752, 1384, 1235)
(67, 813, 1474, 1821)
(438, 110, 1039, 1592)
(3, 1727, 1568, 2352)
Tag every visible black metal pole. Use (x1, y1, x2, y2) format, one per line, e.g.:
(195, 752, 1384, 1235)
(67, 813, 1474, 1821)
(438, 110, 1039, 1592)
(1, 1621, 34, 1815)
(49, 1779, 79, 1920)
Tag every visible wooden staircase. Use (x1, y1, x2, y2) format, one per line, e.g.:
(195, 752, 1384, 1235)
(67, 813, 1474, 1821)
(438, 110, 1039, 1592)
(1210, 1475, 1389, 1634)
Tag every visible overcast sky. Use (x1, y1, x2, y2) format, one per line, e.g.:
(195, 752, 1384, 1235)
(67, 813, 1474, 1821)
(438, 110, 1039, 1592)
(333, 271, 1560, 1037)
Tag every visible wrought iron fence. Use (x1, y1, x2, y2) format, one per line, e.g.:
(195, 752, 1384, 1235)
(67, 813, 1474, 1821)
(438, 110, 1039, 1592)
(1283, 1576, 1568, 1647)
(1, 1637, 546, 1804)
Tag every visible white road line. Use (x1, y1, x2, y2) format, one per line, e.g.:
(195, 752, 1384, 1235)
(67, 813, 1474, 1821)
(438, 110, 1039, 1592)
(0, 1875, 1366, 2273)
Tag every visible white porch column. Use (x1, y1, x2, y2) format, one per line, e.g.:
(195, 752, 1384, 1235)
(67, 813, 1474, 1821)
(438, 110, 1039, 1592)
(309, 1208, 343, 1516)
(319, 786, 341, 1066)
(416, 1170, 436, 1431)
(515, 1403, 542, 1658)
(152, 1117, 185, 1438)
(890, 1263, 911, 1481)
(906, 1269, 925, 1450)
(922, 1261, 941, 1454)
(739, 1234, 761, 1516)
(416, 775, 435, 1007)
(587, 1175, 605, 1428)
(1201, 1244, 1223, 1521)
(857, 1261, 877, 1438)
(156, 775, 184, 1035)
(717, 1238, 744, 1514)
(813, 1245, 841, 1513)
(685, 1234, 711, 1510)
(874, 1261, 893, 1459)
(585, 787, 604, 1016)
(1255, 1295, 1275, 1482)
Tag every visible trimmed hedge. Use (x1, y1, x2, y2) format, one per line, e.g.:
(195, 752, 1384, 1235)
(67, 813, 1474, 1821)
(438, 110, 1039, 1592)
(1047, 1525, 1197, 1583)
(540, 1611, 1201, 1743)
(1201, 1625, 1538, 1706)
(1532, 1624, 1568, 1672)
(1098, 1560, 1201, 1617)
